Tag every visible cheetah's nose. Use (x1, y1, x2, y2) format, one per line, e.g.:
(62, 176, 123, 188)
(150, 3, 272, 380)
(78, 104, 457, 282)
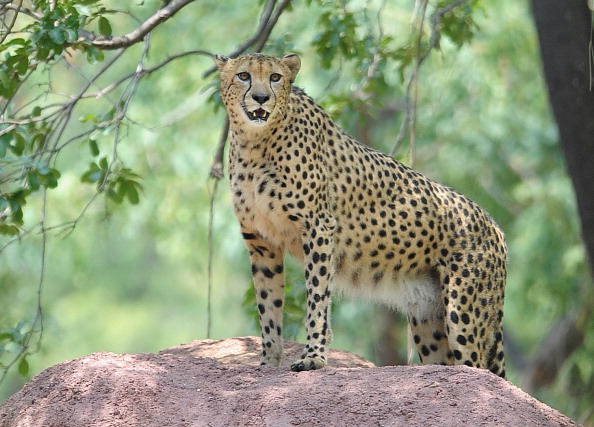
(252, 93, 270, 105)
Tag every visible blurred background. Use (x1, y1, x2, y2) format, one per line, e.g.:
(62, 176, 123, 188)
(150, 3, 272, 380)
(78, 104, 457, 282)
(1, 0, 592, 423)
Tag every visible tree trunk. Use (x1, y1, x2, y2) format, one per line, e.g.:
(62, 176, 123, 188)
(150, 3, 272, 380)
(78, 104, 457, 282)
(531, 0, 594, 274)
(528, 0, 594, 389)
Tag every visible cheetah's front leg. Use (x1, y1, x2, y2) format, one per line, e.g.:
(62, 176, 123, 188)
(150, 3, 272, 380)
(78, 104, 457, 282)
(291, 221, 335, 372)
(243, 229, 286, 367)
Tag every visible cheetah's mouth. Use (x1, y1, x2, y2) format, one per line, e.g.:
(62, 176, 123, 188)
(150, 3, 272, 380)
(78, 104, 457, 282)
(245, 108, 270, 122)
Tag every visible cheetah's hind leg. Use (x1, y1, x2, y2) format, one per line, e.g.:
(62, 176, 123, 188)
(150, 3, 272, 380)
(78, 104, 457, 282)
(409, 314, 455, 365)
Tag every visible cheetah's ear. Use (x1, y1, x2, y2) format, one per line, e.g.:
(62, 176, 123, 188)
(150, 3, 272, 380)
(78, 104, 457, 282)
(282, 53, 301, 83)
(215, 54, 230, 71)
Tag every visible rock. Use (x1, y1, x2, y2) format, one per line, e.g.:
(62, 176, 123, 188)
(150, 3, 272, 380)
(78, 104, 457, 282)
(0, 337, 579, 427)
(159, 336, 376, 369)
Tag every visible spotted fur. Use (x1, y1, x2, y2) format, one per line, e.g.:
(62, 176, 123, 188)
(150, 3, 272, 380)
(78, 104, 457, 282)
(215, 53, 507, 376)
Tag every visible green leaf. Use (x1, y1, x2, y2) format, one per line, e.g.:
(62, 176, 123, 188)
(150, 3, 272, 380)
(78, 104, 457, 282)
(85, 46, 104, 64)
(37, 164, 50, 175)
(113, 184, 125, 203)
(48, 27, 65, 44)
(89, 139, 100, 156)
(89, 171, 104, 183)
(0, 70, 11, 88)
(73, 4, 92, 16)
(98, 17, 112, 37)
(0, 133, 11, 157)
(79, 113, 98, 123)
(31, 133, 46, 151)
(36, 45, 50, 61)
(0, 197, 10, 211)
(17, 56, 28, 75)
(27, 172, 41, 191)
(18, 357, 29, 376)
(99, 107, 116, 122)
(0, 70, 19, 98)
(81, 163, 104, 184)
(14, 132, 27, 155)
(3, 38, 26, 49)
(65, 28, 79, 43)
(124, 181, 140, 204)
(0, 224, 20, 236)
(46, 168, 61, 189)
(9, 134, 24, 156)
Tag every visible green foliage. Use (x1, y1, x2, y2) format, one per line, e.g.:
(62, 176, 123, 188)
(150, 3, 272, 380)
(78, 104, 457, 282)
(312, 7, 367, 68)
(0, 133, 60, 232)
(436, 0, 481, 48)
(81, 158, 143, 205)
(98, 16, 112, 37)
(30, 4, 83, 56)
(0, 0, 143, 238)
(0, 319, 41, 382)
(0, 39, 29, 98)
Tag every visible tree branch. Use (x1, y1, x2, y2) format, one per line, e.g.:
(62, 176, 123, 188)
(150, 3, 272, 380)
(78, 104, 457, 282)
(253, 0, 292, 52)
(206, 0, 293, 179)
(2, 1, 41, 19)
(87, 0, 198, 50)
(86, 49, 213, 100)
(202, 0, 293, 78)
(209, 117, 229, 179)
(0, 0, 23, 45)
(3, 0, 198, 50)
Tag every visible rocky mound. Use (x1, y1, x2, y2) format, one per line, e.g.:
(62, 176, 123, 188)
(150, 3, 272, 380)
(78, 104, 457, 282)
(0, 336, 578, 426)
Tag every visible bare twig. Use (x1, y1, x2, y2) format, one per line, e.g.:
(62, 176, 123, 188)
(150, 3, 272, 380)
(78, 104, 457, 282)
(390, 0, 469, 158)
(88, 50, 213, 100)
(38, 49, 127, 166)
(209, 117, 229, 179)
(2, 2, 42, 20)
(0, 60, 41, 117)
(0, 0, 23, 45)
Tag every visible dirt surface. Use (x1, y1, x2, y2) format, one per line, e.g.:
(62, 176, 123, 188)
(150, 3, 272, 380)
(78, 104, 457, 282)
(0, 336, 579, 426)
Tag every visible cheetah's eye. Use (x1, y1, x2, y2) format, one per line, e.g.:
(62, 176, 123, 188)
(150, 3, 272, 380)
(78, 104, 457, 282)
(237, 72, 250, 81)
(270, 73, 282, 82)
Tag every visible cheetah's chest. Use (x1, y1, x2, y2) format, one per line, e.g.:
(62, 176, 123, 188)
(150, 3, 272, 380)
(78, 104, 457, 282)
(230, 169, 304, 258)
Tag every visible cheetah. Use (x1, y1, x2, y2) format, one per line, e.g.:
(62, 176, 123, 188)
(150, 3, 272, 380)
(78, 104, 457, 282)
(215, 53, 507, 377)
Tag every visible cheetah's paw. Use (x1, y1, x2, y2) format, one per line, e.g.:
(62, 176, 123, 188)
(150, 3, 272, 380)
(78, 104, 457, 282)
(290, 355, 327, 372)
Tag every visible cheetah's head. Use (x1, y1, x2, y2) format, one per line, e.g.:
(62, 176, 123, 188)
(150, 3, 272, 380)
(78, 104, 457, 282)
(215, 53, 301, 129)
